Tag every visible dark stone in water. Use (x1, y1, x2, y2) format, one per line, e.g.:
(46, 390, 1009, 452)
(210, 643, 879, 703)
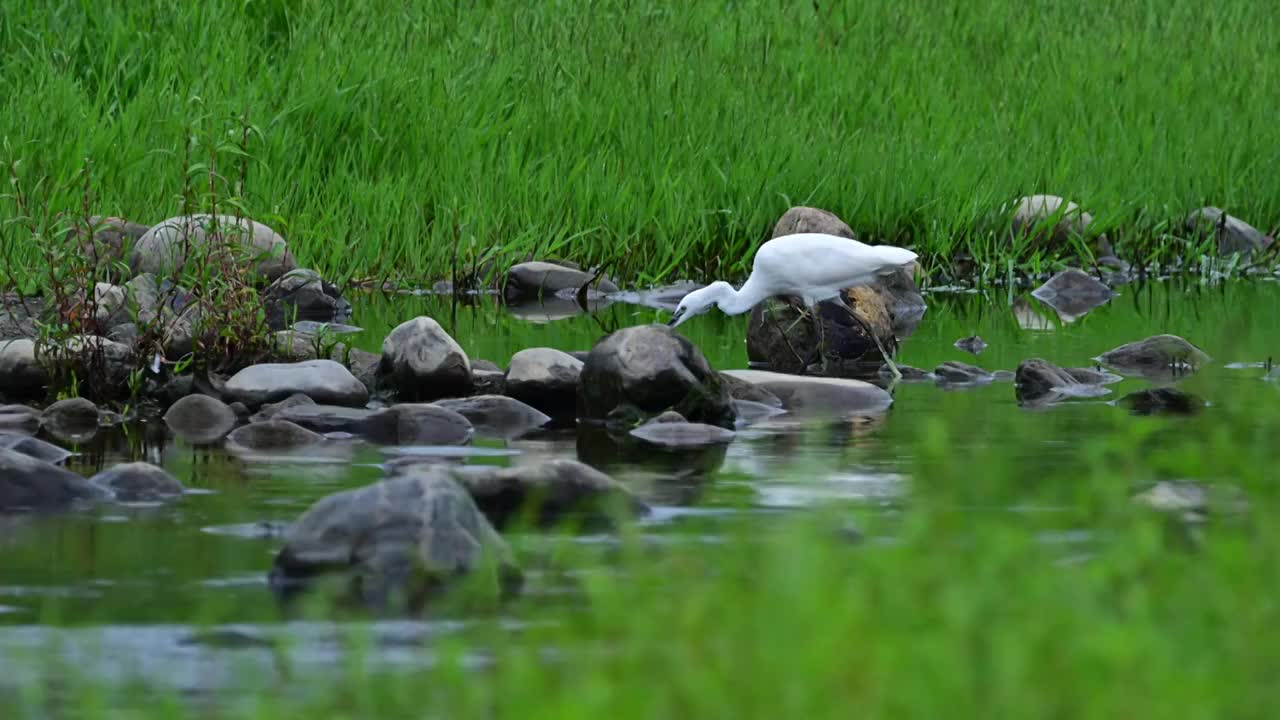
(1119, 388, 1204, 416)
(718, 372, 783, 407)
(503, 261, 619, 303)
(953, 335, 987, 355)
(1030, 268, 1115, 320)
(934, 361, 993, 386)
(1186, 207, 1275, 256)
(731, 399, 788, 426)
(269, 469, 520, 606)
(41, 398, 101, 443)
(470, 369, 506, 395)
(432, 395, 551, 439)
(1015, 358, 1114, 407)
(629, 419, 736, 448)
(878, 364, 934, 382)
(262, 269, 350, 331)
(379, 317, 472, 401)
(448, 458, 645, 530)
(0, 448, 109, 511)
(163, 394, 237, 443)
(578, 325, 735, 428)
(251, 393, 316, 423)
(226, 419, 326, 451)
(0, 431, 73, 464)
(1096, 335, 1210, 381)
(359, 404, 474, 446)
(275, 404, 378, 435)
(90, 462, 185, 502)
(504, 348, 583, 422)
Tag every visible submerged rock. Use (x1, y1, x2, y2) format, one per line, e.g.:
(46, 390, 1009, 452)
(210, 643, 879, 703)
(1015, 358, 1113, 406)
(129, 214, 297, 282)
(269, 469, 520, 605)
(1009, 195, 1113, 258)
(718, 372, 783, 407)
(578, 325, 735, 428)
(226, 419, 325, 451)
(630, 419, 736, 448)
(361, 404, 475, 446)
(953, 335, 987, 355)
(504, 348, 583, 422)
(746, 286, 898, 375)
(1119, 388, 1205, 416)
(504, 261, 619, 303)
(89, 462, 185, 502)
(934, 361, 994, 386)
(1186, 207, 1274, 256)
(65, 215, 151, 281)
(250, 393, 316, 422)
(163, 394, 238, 443)
(275, 404, 379, 435)
(447, 459, 644, 530)
(380, 317, 472, 401)
(731, 399, 788, 426)
(720, 370, 892, 415)
(225, 360, 368, 408)
(0, 432, 73, 464)
(0, 405, 41, 433)
(41, 398, 102, 443)
(1096, 335, 1210, 380)
(262, 269, 350, 330)
(433, 395, 551, 439)
(1030, 269, 1115, 320)
(878, 363, 935, 382)
(0, 448, 108, 511)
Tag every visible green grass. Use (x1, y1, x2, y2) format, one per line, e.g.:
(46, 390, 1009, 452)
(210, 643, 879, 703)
(2, 0, 1278, 285)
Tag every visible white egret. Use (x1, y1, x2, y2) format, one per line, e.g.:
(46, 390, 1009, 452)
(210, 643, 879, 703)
(667, 232, 917, 378)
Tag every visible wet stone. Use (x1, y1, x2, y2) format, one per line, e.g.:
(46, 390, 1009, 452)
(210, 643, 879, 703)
(630, 420, 737, 448)
(41, 398, 102, 443)
(504, 348, 583, 422)
(225, 360, 369, 409)
(0, 448, 109, 511)
(450, 458, 645, 530)
(226, 419, 326, 451)
(1096, 335, 1210, 381)
(163, 394, 238, 444)
(90, 462, 185, 502)
(953, 335, 987, 355)
(1030, 269, 1115, 321)
(433, 395, 551, 439)
(380, 317, 472, 401)
(0, 432, 73, 465)
(934, 361, 994, 386)
(720, 370, 893, 415)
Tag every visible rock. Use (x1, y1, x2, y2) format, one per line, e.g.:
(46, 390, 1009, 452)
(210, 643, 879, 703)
(92, 282, 131, 330)
(0, 296, 41, 340)
(449, 459, 644, 530)
(345, 348, 381, 394)
(0, 448, 109, 511)
(89, 462, 185, 502)
(64, 215, 150, 280)
(107, 322, 138, 345)
(504, 348, 583, 421)
(433, 395, 551, 439)
(504, 262, 619, 303)
(770, 206, 855, 239)
(0, 432, 73, 464)
(646, 410, 687, 424)
(250, 393, 316, 422)
(1186, 207, 1274, 256)
(1010, 195, 1112, 257)
(227, 402, 250, 419)
(471, 359, 502, 373)
(630, 420, 736, 448)
(124, 273, 162, 324)
(275, 404, 378, 435)
(747, 286, 898, 374)
(1096, 335, 1210, 380)
(262, 269, 350, 330)
(1015, 358, 1114, 406)
(1030, 269, 1115, 320)
(40, 398, 102, 442)
(954, 335, 987, 355)
(226, 419, 325, 451)
(37, 335, 134, 394)
(878, 363, 934, 382)
(1065, 367, 1122, 385)
(719, 371, 783, 407)
(163, 394, 238, 443)
(731, 399, 788, 426)
(578, 325, 735, 428)
(1119, 388, 1204, 416)
(376, 404, 475, 445)
(934, 361, 994, 386)
(380, 317, 472, 401)
(720, 370, 893, 415)
(269, 469, 520, 604)
(471, 369, 506, 395)
(225, 360, 368, 408)
(0, 405, 40, 433)
(0, 339, 49, 399)
(129, 214, 297, 282)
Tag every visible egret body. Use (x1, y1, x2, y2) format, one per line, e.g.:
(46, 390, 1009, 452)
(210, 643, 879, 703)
(667, 233, 917, 378)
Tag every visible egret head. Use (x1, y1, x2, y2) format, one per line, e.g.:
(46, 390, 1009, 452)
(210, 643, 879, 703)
(668, 281, 734, 329)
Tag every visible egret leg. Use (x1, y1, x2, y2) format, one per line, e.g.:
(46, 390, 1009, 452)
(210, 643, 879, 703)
(765, 301, 809, 373)
(831, 294, 901, 380)
(805, 300, 829, 374)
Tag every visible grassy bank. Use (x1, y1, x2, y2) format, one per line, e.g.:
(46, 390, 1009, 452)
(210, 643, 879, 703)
(2, 0, 1277, 284)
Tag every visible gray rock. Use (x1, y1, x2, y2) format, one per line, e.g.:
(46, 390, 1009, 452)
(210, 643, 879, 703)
(262, 269, 350, 330)
(450, 459, 645, 529)
(731, 399, 788, 426)
(0, 339, 50, 398)
(0, 405, 40, 433)
(954, 335, 987, 355)
(578, 325, 735, 428)
(64, 215, 150, 281)
(380, 317, 472, 401)
(770, 206, 855, 239)
(106, 322, 138, 345)
(1031, 269, 1115, 320)
(93, 282, 131, 330)
(37, 335, 134, 392)
(226, 419, 325, 451)
(471, 369, 506, 395)
(720, 370, 893, 415)
(346, 348, 381, 395)
(0, 448, 108, 511)
(372, 404, 475, 446)
(1186, 207, 1274, 256)
(227, 402, 250, 419)
(225, 360, 368, 408)
(163, 394, 238, 443)
(1015, 358, 1113, 406)
(718, 371, 783, 407)
(124, 273, 162, 324)
(1096, 335, 1210, 381)
(433, 395, 551, 439)
(275, 404, 378, 435)
(504, 262, 619, 303)
(747, 286, 900, 375)
(934, 361, 993, 386)
(250, 393, 316, 422)
(89, 462, 184, 502)
(471, 359, 502, 373)
(878, 363, 935, 382)
(1010, 195, 1113, 257)
(41, 398, 101, 443)
(0, 432, 73, 464)
(646, 410, 687, 424)
(1119, 388, 1204, 416)
(129, 214, 297, 282)
(504, 348, 583, 421)
(630, 420, 736, 448)
(269, 469, 520, 604)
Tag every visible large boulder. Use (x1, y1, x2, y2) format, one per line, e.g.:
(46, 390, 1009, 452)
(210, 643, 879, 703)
(163, 394, 238, 443)
(1186, 207, 1274, 256)
(504, 262, 619, 303)
(504, 348, 583, 422)
(89, 462, 185, 502)
(269, 469, 521, 605)
(719, 370, 892, 415)
(1009, 195, 1113, 258)
(380, 317, 472, 401)
(1096, 335, 1210, 380)
(129, 214, 297, 282)
(225, 360, 368, 408)
(0, 339, 49, 398)
(577, 325, 735, 428)
(0, 448, 108, 511)
(262, 269, 350, 330)
(448, 459, 645, 530)
(433, 395, 551, 439)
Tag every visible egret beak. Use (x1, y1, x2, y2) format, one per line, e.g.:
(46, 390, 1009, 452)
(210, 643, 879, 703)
(667, 308, 686, 328)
